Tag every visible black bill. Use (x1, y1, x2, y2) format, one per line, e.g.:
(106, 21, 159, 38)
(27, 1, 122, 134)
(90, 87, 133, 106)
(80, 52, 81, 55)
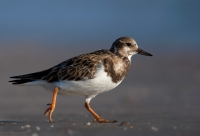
(137, 48, 153, 56)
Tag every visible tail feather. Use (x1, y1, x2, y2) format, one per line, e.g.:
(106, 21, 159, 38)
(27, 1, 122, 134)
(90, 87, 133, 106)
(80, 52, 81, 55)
(10, 69, 51, 79)
(9, 79, 36, 85)
(9, 69, 52, 85)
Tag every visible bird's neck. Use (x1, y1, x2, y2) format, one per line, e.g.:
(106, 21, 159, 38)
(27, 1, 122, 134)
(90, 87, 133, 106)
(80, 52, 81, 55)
(103, 56, 131, 84)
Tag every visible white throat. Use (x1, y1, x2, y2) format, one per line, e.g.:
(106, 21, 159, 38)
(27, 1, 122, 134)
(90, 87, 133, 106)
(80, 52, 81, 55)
(128, 51, 137, 61)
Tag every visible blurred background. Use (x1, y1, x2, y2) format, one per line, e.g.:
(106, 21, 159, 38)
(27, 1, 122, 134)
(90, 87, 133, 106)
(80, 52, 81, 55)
(0, 0, 200, 126)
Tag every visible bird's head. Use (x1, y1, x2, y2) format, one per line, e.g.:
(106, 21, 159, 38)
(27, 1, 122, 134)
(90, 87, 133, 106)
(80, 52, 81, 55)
(110, 37, 152, 59)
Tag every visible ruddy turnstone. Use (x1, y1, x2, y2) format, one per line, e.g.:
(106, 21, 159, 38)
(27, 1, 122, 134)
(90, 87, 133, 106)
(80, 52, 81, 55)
(9, 37, 152, 123)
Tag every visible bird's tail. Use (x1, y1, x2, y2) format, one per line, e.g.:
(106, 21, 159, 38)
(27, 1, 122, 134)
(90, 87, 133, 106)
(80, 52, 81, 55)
(9, 79, 36, 85)
(9, 69, 51, 85)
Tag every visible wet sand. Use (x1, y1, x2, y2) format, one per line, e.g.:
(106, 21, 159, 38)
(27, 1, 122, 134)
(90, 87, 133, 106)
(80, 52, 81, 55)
(0, 45, 200, 136)
(1, 113, 199, 136)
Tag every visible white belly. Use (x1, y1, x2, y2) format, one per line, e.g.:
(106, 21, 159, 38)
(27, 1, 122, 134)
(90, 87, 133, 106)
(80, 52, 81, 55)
(41, 62, 123, 97)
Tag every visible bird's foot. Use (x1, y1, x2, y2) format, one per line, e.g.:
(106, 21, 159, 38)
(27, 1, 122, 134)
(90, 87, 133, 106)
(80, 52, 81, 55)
(44, 103, 52, 115)
(93, 118, 118, 123)
(44, 103, 55, 123)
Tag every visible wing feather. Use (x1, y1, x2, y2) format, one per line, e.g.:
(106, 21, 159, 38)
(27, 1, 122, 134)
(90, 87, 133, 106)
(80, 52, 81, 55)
(9, 50, 114, 84)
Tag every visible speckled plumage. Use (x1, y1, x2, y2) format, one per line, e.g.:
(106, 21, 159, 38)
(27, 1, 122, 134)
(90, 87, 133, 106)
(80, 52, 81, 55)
(10, 49, 130, 83)
(9, 37, 152, 123)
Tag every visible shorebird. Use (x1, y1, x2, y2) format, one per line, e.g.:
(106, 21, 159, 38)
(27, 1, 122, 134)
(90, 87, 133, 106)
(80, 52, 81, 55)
(9, 37, 152, 123)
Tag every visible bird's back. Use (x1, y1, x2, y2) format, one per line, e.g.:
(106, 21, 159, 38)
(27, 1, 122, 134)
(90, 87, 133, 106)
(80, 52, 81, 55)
(9, 49, 123, 84)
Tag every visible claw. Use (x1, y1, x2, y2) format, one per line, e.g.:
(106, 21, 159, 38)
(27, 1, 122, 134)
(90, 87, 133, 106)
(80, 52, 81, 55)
(97, 118, 118, 123)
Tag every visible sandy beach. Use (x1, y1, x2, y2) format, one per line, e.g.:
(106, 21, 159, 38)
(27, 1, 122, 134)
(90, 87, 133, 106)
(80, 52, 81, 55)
(0, 45, 200, 136)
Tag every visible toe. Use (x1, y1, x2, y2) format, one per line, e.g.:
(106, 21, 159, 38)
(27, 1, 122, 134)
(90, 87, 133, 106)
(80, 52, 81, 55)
(97, 118, 118, 123)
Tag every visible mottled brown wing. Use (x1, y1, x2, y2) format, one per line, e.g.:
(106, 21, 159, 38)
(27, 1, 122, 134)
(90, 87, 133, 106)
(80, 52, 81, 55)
(42, 50, 112, 82)
(9, 50, 114, 84)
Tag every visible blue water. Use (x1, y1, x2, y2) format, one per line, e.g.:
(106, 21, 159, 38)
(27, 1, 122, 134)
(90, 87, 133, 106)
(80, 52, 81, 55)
(0, 0, 200, 50)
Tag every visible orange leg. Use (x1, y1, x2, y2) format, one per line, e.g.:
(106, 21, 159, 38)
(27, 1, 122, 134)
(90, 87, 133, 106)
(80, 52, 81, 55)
(85, 102, 117, 123)
(44, 87, 59, 123)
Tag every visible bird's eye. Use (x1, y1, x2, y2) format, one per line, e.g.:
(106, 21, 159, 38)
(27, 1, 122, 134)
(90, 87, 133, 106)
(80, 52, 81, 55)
(126, 43, 131, 46)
